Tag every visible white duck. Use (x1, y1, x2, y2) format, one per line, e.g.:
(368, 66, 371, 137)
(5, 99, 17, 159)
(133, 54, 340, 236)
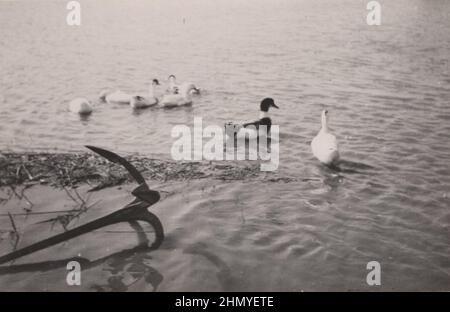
(166, 75, 200, 95)
(160, 82, 199, 108)
(166, 75, 179, 94)
(99, 89, 132, 104)
(311, 109, 340, 165)
(69, 98, 93, 115)
(130, 79, 161, 109)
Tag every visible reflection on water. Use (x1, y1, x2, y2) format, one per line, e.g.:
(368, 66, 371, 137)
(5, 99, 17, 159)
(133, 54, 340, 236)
(0, 245, 164, 292)
(0, 184, 166, 292)
(0, 0, 449, 290)
(184, 242, 236, 291)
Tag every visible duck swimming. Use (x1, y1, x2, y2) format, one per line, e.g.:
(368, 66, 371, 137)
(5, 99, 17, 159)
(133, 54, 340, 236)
(225, 98, 279, 139)
(130, 79, 160, 109)
(160, 82, 200, 108)
(166, 75, 179, 94)
(99, 89, 132, 105)
(166, 75, 200, 95)
(311, 109, 340, 165)
(69, 98, 93, 115)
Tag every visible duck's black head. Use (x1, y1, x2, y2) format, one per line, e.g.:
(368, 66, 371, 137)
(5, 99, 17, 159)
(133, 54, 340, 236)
(260, 98, 279, 112)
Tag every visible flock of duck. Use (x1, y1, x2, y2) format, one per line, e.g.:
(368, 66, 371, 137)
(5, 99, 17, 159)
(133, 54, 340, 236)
(69, 75, 201, 114)
(69, 75, 339, 166)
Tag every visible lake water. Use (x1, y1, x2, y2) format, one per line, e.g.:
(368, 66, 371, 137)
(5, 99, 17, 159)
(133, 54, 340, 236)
(0, 0, 449, 291)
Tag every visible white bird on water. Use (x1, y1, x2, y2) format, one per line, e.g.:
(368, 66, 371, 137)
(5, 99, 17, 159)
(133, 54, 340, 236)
(311, 109, 340, 165)
(99, 89, 132, 104)
(130, 79, 161, 109)
(166, 75, 179, 94)
(160, 82, 200, 108)
(166, 75, 200, 96)
(69, 98, 93, 115)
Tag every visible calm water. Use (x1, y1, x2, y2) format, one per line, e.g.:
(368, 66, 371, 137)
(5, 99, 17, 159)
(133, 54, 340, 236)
(0, 0, 449, 291)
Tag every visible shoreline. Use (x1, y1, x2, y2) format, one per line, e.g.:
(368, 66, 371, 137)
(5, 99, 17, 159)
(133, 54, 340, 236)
(0, 151, 270, 189)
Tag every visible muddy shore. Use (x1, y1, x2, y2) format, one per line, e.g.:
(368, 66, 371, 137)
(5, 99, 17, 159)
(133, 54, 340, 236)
(0, 151, 267, 190)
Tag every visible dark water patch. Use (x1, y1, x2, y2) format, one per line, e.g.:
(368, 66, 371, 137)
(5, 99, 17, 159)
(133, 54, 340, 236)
(320, 159, 376, 176)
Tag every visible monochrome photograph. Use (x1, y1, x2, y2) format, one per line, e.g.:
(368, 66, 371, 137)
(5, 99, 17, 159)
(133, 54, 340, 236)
(0, 0, 449, 294)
